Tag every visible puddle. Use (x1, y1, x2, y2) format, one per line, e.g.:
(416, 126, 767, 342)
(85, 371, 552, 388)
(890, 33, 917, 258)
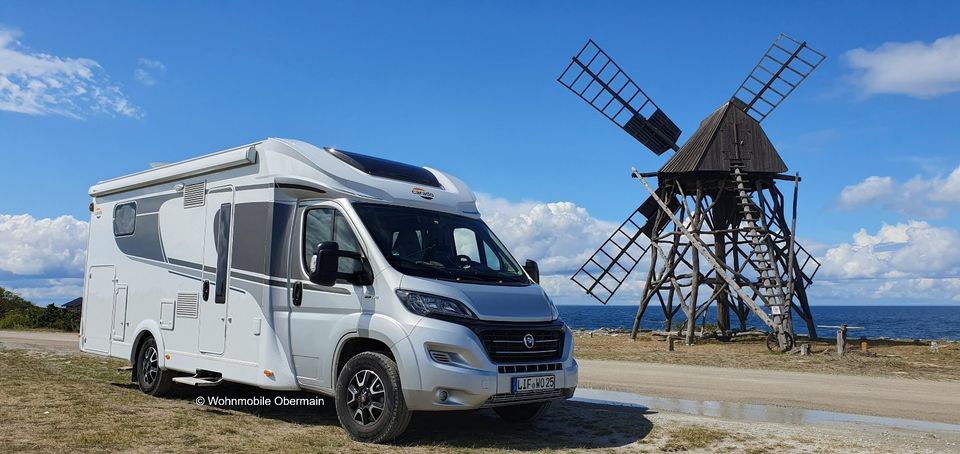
(573, 387, 960, 434)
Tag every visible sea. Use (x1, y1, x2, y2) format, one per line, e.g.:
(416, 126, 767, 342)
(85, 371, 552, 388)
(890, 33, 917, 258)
(556, 305, 960, 341)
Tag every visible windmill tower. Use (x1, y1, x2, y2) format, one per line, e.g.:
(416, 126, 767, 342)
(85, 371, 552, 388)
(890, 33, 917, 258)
(559, 34, 825, 351)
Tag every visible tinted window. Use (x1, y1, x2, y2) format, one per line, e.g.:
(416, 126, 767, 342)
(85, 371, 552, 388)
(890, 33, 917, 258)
(113, 202, 136, 236)
(214, 203, 232, 304)
(327, 148, 441, 188)
(303, 208, 363, 277)
(353, 203, 526, 285)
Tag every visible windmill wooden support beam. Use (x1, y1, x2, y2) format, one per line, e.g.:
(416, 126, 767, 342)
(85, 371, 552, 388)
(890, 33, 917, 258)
(633, 172, 777, 340)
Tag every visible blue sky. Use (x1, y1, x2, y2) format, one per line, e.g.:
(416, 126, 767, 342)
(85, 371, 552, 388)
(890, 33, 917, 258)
(2, 1, 959, 305)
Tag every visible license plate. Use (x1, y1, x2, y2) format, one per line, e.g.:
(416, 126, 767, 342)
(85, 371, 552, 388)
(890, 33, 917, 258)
(512, 375, 556, 394)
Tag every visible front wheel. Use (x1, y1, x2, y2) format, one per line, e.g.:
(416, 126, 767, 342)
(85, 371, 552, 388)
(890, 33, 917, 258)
(335, 352, 411, 443)
(493, 401, 551, 422)
(136, 337, 174, 396)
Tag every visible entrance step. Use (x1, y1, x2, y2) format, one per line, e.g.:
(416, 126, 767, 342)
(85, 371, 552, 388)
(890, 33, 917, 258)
(172, 376, 223, 387)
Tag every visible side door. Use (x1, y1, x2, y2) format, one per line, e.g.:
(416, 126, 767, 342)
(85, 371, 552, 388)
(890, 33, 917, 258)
(288, 203, 368, 389)
(198, 186, 235, 355)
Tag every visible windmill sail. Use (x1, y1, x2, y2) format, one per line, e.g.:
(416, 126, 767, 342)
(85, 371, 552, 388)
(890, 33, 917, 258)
(558, 40, 681, 155)
(732, 33, 826, 122)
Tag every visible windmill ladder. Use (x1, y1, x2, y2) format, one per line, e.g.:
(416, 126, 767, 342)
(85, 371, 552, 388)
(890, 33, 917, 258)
(631, 169, 776, 330)
(730, 161, 790, 318)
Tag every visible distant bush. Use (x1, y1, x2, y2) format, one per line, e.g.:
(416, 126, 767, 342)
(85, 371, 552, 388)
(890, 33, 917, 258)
(0, 288, 80, 332)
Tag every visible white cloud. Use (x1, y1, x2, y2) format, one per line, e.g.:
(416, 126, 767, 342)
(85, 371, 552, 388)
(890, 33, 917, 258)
(134, 58, 165, 86)
(820, 220, 960, 280)
(477, 194, 645, 302)
(836, 164, 960, 217)
(0, 214, 88, 276)
(845, 34, 960, 98)
(0, 28, 141, 118)
(0, 278, 84, 304)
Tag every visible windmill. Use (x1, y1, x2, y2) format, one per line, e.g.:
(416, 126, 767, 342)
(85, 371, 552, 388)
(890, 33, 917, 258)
(558, 34, 825, 351)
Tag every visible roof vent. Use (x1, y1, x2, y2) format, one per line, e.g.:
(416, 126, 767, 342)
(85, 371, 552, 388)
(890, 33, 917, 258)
(183, 182, 206, 208)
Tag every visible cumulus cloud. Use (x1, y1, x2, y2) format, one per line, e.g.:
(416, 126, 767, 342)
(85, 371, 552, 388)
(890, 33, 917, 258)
(0, 214, 88, 276)
(845, 34, 960, 98)
(477, 193, 644, 302)
(0, 28, 141, 118)
(806, 221, 960, 304)
(0, 278, 84, 303)
(836, 164, 960, 217)
(134, 58, 165, 86)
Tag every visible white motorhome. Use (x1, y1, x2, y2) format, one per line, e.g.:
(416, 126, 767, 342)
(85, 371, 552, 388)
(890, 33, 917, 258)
(80, 138, 578, 442)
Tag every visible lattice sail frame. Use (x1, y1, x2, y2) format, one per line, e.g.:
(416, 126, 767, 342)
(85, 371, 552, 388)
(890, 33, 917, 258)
(558, 40, 681, 155)
(732, 33, 826, 122)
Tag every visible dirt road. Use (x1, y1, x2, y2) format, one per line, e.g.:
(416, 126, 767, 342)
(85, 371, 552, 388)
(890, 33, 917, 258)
(579, 359, 960, 425)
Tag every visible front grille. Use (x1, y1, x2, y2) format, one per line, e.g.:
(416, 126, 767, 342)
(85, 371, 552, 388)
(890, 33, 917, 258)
(483, 389, 565, 407)
(479, 328, 563, 363)
(498, 363, 562, 374)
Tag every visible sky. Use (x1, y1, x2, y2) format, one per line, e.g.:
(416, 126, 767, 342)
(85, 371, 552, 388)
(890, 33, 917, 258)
(1, 1, 959, 306)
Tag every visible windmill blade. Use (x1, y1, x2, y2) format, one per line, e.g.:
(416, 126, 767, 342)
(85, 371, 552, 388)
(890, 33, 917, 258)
(571, 206, 654, 304)
(731, 33, 826, 122)
(558, 39, 682, 155)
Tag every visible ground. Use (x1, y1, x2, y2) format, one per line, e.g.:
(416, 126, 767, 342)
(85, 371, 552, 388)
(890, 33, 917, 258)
(573, 331, 960, 381)
(1, 330, 958, 453)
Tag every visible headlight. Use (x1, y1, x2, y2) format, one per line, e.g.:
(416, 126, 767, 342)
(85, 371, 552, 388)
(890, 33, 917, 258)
(395, 290, 477, 319)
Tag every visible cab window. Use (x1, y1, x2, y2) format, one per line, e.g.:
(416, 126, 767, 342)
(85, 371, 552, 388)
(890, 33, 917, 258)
(303, 208, 362, 276)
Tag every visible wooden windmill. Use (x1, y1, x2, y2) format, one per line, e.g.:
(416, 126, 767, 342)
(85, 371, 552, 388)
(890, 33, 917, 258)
(559, 34, 825, 351)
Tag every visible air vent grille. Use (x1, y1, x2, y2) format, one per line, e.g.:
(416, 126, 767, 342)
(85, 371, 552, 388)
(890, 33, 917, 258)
(175, 292, 199, 318)
(429, 351, 451, 363)
(183, 182, 206, 208)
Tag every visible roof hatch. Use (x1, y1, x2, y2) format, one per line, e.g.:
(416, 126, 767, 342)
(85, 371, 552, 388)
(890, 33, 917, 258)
(325, 148, 441, 188)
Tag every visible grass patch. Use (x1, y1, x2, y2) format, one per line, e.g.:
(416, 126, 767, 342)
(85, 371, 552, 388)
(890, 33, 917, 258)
(660, 426, 730, 452)
(574, 334, 960, 381)
(0, 348, 662, 452)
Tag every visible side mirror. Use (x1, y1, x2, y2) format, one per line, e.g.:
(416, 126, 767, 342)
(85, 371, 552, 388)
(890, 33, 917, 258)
(309, 242, 340, 286)
(523, 259, 540, 284)
(309, 241, 375, 287)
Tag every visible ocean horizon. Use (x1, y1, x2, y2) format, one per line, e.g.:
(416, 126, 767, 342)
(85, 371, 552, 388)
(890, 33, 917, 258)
(557, 305, 960, 341)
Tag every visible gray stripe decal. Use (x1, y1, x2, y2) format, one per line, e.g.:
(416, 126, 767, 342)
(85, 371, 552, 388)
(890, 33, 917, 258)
(116, 213, 165, 262)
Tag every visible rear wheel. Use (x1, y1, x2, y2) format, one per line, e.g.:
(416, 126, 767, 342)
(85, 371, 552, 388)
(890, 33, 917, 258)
(136, 337, 174, 396)
(335, 352, 411, 443)
(493, 402, 551, 422)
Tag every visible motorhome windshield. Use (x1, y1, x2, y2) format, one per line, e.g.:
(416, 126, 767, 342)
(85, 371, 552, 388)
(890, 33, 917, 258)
(352, 203, 528, 285)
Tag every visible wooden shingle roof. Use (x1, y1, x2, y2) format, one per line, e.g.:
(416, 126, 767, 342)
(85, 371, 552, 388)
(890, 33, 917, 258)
(659, 101, 787, 175)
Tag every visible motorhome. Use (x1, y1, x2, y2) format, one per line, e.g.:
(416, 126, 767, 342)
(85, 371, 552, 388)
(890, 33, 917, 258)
(80, 138, 578, 442)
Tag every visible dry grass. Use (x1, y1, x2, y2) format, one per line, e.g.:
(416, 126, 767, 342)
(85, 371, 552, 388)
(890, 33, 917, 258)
(0, 348, 663, 452)
(660, 426, 730, 451)
(573, 333, 960, 381)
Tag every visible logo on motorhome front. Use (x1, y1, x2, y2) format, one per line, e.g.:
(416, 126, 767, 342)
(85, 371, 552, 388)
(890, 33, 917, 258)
(412, 187, 434, 200)
(523, 333, 535, 349)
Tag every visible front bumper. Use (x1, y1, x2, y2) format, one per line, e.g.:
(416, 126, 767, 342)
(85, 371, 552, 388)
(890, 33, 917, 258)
(399, 316, 579, 411)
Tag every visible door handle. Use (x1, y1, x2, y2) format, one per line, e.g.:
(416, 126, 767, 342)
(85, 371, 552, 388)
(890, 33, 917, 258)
(202, 280, 210, 301)
(292, 282, 303, 306)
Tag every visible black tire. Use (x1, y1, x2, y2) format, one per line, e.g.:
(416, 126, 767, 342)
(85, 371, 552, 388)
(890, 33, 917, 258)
(335, 352, 411, 443)
(493, 401, 551, 422)
(135, 336, 174, 396)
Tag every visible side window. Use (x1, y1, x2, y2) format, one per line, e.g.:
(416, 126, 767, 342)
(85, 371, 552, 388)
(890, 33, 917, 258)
(214, 203, 232, 304)
(113, 202, 137, 236)
(333, 212, 362, 274)
(483, 242, 502, 271)
(453, 228, 480, 262)
(303, 208, 334, 267)
(302, 208, 363, 277)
